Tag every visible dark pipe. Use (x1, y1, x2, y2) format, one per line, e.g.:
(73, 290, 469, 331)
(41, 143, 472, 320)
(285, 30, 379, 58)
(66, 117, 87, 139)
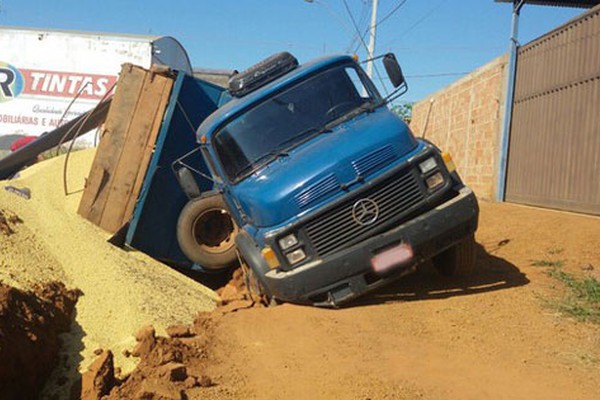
(0, 98, 111, 180)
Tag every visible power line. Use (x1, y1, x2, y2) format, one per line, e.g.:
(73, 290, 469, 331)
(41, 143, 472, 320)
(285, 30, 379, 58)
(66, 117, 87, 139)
(378, 72, 469, 80)
(347, 0, 370, 52)
(342, 0, 371, 57)
(406, 72, 469, 78)
(352, 0, 409, 54)
(383, 0, 447, 48)
(341, 0, 391, 96)
(377, 0, 409, 27)
(393, 45, 505, 53)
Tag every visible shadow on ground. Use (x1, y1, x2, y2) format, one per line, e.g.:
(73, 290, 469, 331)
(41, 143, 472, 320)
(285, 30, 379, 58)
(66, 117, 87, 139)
(355, 242, 529, 306)
(42, 310, 85, 399)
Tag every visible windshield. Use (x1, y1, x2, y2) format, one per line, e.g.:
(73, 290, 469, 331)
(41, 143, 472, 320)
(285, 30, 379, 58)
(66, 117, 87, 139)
(213, 63, 379, 182)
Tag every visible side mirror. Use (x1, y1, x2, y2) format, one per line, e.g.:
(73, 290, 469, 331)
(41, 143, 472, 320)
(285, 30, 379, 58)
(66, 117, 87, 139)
(383, 53, 405, 88)
(176, 167, 202, 199)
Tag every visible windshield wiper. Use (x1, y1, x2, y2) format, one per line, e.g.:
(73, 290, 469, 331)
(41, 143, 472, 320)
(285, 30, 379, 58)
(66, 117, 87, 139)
(277, 125, 333, 150)
(331, 100, 384, 125)
(235, 149, 289, 179)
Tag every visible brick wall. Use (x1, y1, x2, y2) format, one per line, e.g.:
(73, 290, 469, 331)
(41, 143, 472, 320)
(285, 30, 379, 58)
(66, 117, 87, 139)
(409, 54, 508, 200)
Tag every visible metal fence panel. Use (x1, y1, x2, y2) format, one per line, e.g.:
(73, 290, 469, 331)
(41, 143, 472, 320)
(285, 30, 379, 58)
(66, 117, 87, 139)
(506, 7, 600, 215)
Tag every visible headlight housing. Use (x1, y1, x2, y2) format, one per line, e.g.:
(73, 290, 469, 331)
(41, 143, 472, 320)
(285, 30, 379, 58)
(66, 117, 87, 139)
(278, 233, 298, 250)
(286, 248, 306, 264)
(275, 231, 309, 267)
(426, 172, 444, 190)
(419, 157, 437, 174)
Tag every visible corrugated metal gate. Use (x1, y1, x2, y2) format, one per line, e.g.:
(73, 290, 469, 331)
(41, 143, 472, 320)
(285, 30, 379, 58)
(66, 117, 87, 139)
(505, 7, 600, 215)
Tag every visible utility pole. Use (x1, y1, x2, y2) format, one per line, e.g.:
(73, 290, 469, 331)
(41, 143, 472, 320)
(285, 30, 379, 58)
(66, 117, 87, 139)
(496, 0, 525, 201)
(306, 0, 379, 78)
(366, 0, 379, 79)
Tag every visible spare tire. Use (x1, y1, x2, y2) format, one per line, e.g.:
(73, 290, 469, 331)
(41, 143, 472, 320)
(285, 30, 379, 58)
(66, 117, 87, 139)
(176, 195, 239, 270)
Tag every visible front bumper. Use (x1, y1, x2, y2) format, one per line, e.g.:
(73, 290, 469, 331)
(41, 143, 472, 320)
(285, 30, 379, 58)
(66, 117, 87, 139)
(258, 186, 478, 307)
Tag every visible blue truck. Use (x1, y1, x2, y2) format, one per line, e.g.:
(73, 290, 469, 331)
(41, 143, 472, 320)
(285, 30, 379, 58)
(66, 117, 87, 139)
(134, 52, 479, 307)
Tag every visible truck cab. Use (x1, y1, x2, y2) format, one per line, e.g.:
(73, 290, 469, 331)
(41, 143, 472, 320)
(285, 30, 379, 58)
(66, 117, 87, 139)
(177, 52, 479, 307)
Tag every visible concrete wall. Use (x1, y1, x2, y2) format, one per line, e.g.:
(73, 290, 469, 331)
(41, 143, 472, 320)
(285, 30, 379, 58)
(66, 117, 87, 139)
(410, 54, 508, 200)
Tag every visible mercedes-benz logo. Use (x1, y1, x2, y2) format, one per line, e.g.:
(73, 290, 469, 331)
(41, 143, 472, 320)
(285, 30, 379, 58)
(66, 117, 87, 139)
(351, 198, 379, 226)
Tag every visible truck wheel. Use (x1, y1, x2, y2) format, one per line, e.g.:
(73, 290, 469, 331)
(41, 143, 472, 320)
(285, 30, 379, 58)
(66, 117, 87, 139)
(433, 234, 477, 276)
(177, 195, 239, 270)
(241, 260, 265, 303)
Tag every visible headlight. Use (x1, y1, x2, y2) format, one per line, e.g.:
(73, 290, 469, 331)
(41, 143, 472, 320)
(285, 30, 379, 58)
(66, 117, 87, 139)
(278, 233, 298, 250)
(419, 157, 437, 174)
(426, 172, 444, 190)
(286, 248, 306, 265)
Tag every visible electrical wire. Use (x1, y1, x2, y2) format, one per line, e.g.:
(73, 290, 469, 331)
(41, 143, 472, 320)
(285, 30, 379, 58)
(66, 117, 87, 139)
(55, 82, 91, 156)
(377, 0, 409, 26)
(347, 0, 370, 52)
(353, 0, 410, 54)
(341, 0, 391, 96)
(376, 72, 468, 85)
(382, 0, 447, 48)
(62, 83, 116, 195)
(406, 72, 469, 78)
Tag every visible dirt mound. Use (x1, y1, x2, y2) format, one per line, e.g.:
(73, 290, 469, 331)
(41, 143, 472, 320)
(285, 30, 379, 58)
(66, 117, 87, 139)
(0, 149, 218, 397)
(0, 281, 81, 399)
(0, 209, 22, 236)
(76, 301, 252, 400)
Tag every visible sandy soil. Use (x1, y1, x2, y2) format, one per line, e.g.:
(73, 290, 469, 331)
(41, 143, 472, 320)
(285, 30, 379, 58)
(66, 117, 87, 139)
(0, 150, 218, 398)
(195, 201, 600, 400)
(95, 201, 600, 400)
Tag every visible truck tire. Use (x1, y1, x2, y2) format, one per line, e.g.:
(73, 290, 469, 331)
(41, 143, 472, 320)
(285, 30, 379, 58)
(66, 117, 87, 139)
(433, 234, 477, 277)
(240, 259, 265, 302)
(176, 195, 239, 270)
(242, 264, 280, 307)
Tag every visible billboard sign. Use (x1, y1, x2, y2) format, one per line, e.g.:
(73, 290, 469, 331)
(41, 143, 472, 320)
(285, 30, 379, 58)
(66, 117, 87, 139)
(0, 27, 155, 144)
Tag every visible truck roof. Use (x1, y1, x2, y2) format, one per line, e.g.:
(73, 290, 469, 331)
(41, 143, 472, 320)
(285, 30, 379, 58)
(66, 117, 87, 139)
(196, 54, 355, 142)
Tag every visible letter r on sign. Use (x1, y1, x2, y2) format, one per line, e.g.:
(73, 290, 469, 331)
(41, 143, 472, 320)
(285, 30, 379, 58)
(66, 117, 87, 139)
(0, 68, 15, 97)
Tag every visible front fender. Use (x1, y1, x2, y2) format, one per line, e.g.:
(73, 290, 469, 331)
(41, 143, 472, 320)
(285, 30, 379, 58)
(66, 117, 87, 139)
(235, 230, 272, 296)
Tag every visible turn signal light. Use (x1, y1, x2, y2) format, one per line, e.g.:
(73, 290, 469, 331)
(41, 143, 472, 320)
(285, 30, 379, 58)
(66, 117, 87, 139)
(261, 247, 280, 269)
(442, 152, 456, 173)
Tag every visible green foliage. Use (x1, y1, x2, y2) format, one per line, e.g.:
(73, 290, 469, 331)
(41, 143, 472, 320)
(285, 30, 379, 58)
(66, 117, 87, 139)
(532, 248, 600, 324)
(530, 259, 564, 268)
(391, 102, 413, 124)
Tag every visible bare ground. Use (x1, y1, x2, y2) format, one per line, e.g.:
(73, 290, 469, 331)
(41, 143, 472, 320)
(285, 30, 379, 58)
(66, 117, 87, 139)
(3, 149, 600, 399)
(194, 201, 600, 400)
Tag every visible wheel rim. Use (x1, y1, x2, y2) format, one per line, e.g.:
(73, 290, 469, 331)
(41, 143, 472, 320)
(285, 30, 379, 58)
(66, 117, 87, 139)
(192, 208, 238, 254)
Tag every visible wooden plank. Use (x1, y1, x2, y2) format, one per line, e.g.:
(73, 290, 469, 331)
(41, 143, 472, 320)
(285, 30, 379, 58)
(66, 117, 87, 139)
(99, 71, 174, 232)
(78, 64, 146, 223)
(122, 77, 174, 225)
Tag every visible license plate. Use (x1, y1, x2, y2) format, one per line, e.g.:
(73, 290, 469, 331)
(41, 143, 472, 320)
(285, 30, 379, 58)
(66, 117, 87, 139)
(370, 242, 414, 275)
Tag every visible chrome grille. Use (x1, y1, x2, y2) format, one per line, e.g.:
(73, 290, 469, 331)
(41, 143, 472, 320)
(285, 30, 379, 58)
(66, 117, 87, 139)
(304, 168, 424, 257)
